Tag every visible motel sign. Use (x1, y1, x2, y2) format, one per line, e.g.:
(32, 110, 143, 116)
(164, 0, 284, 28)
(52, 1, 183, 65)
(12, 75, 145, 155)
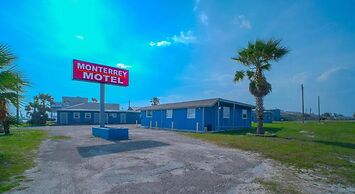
(72, 59, 129, 128)
(73, 59, 129, 86)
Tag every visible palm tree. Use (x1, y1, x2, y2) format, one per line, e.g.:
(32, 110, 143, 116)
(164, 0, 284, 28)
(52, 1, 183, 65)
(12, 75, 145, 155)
(92, 97, 98, 103)
(232, 39, 289, 134)
(38, 93, 54, 119)
(0, 44, 27, 134)
(150, 97, 160, 106)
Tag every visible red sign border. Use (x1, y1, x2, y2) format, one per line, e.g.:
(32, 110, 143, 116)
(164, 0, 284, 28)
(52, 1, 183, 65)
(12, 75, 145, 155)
(72, 59, 129, 87)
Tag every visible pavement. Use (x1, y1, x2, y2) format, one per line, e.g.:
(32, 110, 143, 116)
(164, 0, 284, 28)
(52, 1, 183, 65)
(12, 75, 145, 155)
(9, 125, 278, 194)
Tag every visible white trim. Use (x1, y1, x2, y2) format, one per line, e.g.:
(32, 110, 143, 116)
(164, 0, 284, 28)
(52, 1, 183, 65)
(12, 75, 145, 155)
(146, 110, 153, 118)
(73, 112, 80, 119)
(166, 109, 173, 118)
(223, 107, 230, 118)
(187, 108, 196, 119)
(242, 109, 248, 119)
(85, 112, 91, 119)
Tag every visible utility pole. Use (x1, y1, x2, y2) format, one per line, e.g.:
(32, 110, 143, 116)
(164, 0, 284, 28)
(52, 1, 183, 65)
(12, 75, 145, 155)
(16, 74, 20, 124)
(318, 96, 321, 123)
(301, 84, 304, 123)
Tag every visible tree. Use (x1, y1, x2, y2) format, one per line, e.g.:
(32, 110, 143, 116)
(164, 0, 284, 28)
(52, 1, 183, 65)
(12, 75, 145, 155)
(150, 97, 160, 106)
(92, 97, 98, 103)
(26, 93, 53, 125)
(353, 113, 355, 119)
(232, 39, 289, 134)
(322, 112, 331, 118)
(0, 44, 27, 134)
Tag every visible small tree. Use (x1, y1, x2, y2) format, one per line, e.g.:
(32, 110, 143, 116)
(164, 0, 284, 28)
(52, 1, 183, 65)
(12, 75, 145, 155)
(92, 97, 98, 103)
(26, 93, 53, 125)
(150, 97, 160, 106)
(232, 39, 289, 134)
(353, 113, 355, 119)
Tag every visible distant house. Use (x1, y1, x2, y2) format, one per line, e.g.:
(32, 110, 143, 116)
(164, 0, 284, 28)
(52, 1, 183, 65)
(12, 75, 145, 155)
(56, 102, 140, 125)
(51, 96, 89, 116)
(251, 108, 281, 123)
(140, 98, 254, 132)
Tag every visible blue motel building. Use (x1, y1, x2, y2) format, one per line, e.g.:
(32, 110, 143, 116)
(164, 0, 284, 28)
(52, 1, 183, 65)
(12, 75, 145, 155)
(140, 98, 254, 132)
(56, 102, 140, 125)
(251, 109, 282, 123)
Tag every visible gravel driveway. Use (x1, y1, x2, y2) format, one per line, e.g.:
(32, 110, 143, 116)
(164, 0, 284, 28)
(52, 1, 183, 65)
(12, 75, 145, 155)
(10, 125, 278, 194)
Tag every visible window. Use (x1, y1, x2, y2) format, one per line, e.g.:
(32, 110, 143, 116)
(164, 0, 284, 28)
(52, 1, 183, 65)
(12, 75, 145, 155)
(223, 107, 230, 118)
(166, 109, 173, 118)
(85, 113, 91, 119)
(187, 108, 195, 119)
(146, 110, 153, 117)
(242, 109, 248, 119)
(110, 113, 117, 118)
(73, 112, 80, 119)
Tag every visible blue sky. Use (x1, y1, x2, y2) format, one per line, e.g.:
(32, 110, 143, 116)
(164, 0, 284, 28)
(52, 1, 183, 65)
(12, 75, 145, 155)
(1, 0, 355, 116)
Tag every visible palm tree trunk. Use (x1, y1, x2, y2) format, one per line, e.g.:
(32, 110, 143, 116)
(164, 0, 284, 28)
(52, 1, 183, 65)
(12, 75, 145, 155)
(255, 96, 264, 134)
(3, 120, 10, 134)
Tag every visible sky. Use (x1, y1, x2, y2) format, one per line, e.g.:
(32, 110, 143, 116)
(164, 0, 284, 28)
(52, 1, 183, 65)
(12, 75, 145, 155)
(1, 0, 355, 116)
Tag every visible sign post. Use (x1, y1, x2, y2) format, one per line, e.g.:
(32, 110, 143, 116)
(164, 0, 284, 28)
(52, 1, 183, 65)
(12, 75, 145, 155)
(72, 59, 129, 140)
(100, 83, 105, 128)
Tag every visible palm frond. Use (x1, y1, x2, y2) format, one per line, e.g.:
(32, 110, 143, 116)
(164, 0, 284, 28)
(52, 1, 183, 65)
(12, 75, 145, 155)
(0, 92, 18, 106)
(246, 70, 254, 80)
(0, 44, 16, 68)
(234, 70, 245, 82)
(261, 63, 271, 71)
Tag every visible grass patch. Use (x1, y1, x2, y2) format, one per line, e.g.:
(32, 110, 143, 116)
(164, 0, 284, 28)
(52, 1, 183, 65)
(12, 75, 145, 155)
(257, 179, 302, 194)
(0, 129, 48, 193)
(49, 135, 71, 140)
(185, 121, 355, 185)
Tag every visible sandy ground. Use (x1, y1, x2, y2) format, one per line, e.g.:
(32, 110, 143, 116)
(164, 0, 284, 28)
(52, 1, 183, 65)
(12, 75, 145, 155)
(7, 125, 355, 194)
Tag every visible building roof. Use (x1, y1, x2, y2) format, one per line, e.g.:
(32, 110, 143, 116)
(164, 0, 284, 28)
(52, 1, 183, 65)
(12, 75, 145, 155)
(58, 102, 120, 111)
(140, 98, 254, 111)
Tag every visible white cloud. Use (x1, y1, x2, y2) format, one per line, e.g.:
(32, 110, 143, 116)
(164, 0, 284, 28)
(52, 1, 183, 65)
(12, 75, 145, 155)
(116, 63, 131, 69)
(317, 67, 343, 82)
(290, 72, 308, 84)
(199, 12, 208, 25)
(149, 40, 171, 47)
(172, 30, 196, 44)
(75, 35, 84, 40)
(234, 15, 251, 29)
(149, 30, 196, 47)
(193, 0, 200, 11)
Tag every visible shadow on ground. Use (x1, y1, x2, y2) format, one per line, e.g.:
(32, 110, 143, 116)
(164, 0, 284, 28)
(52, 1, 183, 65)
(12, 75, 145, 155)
(77, 140, 169, 158)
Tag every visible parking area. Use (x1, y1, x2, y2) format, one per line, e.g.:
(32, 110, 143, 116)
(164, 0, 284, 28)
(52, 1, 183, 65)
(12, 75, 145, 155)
(11, 125, 278, 194)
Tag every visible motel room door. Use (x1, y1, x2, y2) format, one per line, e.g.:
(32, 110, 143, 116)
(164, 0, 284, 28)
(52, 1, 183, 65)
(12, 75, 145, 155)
(105, 113, 109, 124)
(120, 113, 126, 124)
(60, 112, 68, 125)
(94, 113, 99, 124)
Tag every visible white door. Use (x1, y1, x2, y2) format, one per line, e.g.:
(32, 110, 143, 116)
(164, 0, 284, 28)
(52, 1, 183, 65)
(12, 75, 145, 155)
(60, 112, 68, 125)
(120, 113, 126, 123)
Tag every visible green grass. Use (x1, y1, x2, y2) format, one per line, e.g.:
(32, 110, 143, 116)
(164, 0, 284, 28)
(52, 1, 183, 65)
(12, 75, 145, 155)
(0, 129, 48, 193)
(256, 178, 302, 194)
(185, 121, 355, 185)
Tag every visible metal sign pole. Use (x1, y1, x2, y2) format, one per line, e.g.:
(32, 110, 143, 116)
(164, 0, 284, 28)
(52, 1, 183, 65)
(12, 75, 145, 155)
(100, 83, 105, 128)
